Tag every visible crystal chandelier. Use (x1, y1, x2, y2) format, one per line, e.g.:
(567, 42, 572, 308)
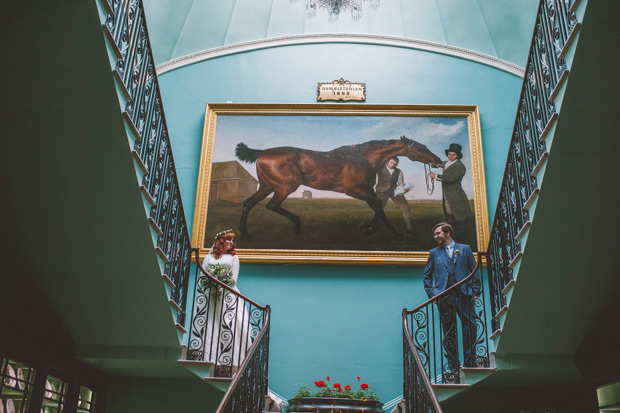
(304, 0, 380, 21)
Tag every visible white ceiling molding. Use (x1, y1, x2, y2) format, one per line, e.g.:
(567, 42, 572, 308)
(155, 33, 525, 77)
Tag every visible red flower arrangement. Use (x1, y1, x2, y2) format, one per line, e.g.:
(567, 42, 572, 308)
(294, 376, 380, 401)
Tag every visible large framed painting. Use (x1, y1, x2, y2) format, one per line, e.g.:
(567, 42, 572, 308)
(191, 104, 489, 265)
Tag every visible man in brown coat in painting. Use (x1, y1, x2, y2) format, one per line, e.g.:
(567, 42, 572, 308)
(429, 143, 471, 233)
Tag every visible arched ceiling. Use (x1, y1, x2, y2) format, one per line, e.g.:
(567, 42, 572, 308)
(143, 0, 539, 69)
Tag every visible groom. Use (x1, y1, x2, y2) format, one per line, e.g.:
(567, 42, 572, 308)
(423, 222, 480, 378)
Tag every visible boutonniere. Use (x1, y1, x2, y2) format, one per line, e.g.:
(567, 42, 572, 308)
(455, 249, 460, 256)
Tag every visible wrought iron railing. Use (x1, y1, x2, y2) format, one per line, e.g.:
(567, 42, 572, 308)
(403, 311, 443, 413)
(401, 0, 581, 406)
(187, 249, 270, 378)
(404, 253, 489, 385)
(100, 0, 192, 326)
(216, 307, 271, 413)
(486, 0, 579, 332)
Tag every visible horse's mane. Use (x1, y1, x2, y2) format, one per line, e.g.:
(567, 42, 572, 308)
(330, 139, 405, 155)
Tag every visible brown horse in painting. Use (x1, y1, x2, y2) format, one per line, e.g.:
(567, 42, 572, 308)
(235, 136, 442, 238)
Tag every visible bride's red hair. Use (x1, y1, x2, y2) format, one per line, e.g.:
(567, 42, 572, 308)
(212, 232, 236, 259)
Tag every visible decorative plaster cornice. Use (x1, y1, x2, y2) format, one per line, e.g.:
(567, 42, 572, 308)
(155, 33, 525, 77)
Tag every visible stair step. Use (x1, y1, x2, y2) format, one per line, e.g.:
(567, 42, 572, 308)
(147, 216, 162, 235)
(156, 246, 170, 263)
(460, 367, 496, 374)
(516, 221, 531, 241)
(490, 329, 503, 351)
(501, 280, 515, 296)
(432, 383, 469, 402)
(205, 376, 233, 392)
(178, 360, 213, 366)
(460, 367, 497, 385)
(141, 186, 156, 208)
(175, 323, 187, 334)
(540, 112, 558, 142)
(169, 299, 182, 313)
(177, 360, 214, 378)
(490, 329, 502, 340)
(508, 251, 522, 269)
(524, 187, 540, 210)
(264, 393, 284, 413)
(496, 305, 508, 320)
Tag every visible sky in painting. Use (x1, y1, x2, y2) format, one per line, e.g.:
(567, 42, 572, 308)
(212, 115, 473, 200)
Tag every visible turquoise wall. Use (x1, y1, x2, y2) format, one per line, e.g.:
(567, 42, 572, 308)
(158, 43, 522, 402)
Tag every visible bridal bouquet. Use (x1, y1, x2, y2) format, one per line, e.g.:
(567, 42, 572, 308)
(199, 263, 235, 294)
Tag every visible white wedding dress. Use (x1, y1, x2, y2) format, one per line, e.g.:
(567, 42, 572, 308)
(200, 253, 251, 373)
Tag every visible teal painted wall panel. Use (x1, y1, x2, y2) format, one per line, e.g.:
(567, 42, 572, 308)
(225, 0, 274, 44)
(477, 0, 539, 66)
(237, 263, 427, 401)
(157, 43, 522, 401)
(142, 0, 195, 63)
(267, 0, 307, 38)
(172, 1, 237, 60)
(400, 0, 446, 43)
(435, 0, 498, 57)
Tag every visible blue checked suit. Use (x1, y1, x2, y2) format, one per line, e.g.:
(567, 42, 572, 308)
(423, 243, 480, 370)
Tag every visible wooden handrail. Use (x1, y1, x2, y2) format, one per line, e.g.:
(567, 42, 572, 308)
(402, 310, 443, 412)
(216, 306, 271, 412)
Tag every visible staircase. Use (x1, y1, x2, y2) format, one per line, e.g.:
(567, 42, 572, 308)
(177, 249, 270, 406)
(403, 0, 620, 410)
(1, 0, 194, 382)
(96, 1, 273, 410)
(1, 0, 271, 410)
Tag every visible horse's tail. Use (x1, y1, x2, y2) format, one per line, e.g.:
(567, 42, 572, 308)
(235, 142, 263, 163)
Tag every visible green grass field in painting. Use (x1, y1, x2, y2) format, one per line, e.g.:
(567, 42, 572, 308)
(204, 198, 477, 252)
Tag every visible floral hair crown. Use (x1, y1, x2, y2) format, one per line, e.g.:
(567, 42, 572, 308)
(214, 229, 234, 240)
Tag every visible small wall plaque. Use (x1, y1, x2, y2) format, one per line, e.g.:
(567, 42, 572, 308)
(317, 78, 366, 101)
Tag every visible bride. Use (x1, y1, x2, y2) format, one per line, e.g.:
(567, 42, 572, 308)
(201, 230, 251, 376)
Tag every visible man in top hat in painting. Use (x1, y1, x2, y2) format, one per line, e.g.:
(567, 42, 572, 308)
(429, 143, 471, 231)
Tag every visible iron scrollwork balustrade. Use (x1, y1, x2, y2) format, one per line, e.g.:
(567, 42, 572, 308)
(101, 0, 192, 325)
(404, 253, 490, 386)
(486, 0, 578, 331)
(216, 311, 270, 413)
(188, 249, 269, 380)
(403, 314, 443, 413)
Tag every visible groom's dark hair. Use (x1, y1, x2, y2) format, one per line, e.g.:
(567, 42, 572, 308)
(433, 222, 454, 237)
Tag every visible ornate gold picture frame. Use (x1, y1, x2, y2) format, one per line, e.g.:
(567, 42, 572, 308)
(191, 103, 489, 265)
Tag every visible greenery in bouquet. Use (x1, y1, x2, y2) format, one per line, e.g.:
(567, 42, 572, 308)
(199, 263, 235, 294)
(294, 376, 380, 401)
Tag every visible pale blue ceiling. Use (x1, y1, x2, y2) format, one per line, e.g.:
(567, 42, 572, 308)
(143, 0, 539, 68)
